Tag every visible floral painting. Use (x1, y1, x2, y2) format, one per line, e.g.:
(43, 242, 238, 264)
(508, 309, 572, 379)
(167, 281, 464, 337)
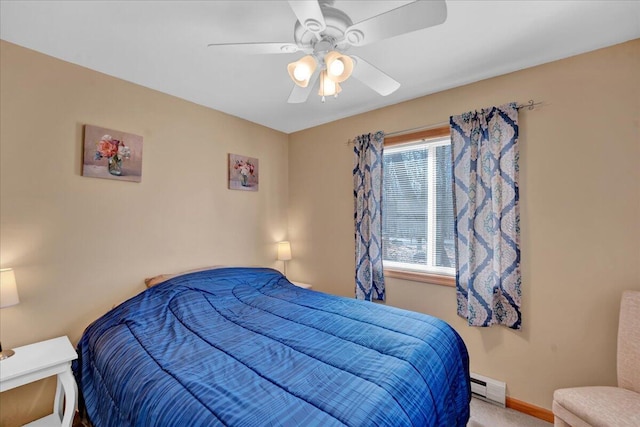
(229, 153, 259, 191)
(82, 125, 143, 182)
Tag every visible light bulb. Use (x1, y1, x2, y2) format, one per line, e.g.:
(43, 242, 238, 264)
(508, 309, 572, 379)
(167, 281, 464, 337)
(324, 51, 353, 83)
(293, 64, 310, 82)
(287, 56, 317, 87)
(329, 59, 345, 77)
(318, 70, 337, 96)
(324, 78, 337, 95)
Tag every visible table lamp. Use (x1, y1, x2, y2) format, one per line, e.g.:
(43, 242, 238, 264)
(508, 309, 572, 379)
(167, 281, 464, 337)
(0, 268, 20, 360)
(277, 241, 292, 276)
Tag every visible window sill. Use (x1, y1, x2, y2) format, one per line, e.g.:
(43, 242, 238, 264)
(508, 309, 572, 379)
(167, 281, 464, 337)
(384, 269, 455, 287)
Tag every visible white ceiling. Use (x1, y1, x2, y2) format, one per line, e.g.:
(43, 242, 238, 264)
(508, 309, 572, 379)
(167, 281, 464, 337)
(1, 1, 639, 134)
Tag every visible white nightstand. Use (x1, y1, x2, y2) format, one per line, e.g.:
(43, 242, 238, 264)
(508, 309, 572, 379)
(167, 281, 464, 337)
(0, 336, 78, 427)
(291, 281, 312, 289)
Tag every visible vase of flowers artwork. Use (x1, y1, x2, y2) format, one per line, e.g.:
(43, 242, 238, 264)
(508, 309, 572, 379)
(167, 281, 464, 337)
(229, 154, 259, 191)
(95, 135, 131, 176)
(82, 125, 143, 182)
(235, 160, 254, 186)
(96, 135, 131, 176)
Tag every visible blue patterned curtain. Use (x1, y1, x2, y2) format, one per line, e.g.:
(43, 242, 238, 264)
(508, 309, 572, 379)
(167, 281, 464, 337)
(353, 131, 385, 301)
(450, 103, 521, 329)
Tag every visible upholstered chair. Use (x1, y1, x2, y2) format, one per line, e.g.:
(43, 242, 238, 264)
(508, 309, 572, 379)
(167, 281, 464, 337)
(552, 290, 640, 427)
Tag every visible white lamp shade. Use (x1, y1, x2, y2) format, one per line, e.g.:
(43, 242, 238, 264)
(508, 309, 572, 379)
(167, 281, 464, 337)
(277, 241, 292, 261)
(324, 51, 354, 83)
(287, 55, 317, 88)
(0, 268, 20, 308)
(318, 70, 342, 97)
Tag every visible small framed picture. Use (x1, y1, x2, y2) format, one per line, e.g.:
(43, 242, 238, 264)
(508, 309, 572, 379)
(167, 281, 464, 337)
(82, 125, 143, 182)
(228, 153, 259, 191)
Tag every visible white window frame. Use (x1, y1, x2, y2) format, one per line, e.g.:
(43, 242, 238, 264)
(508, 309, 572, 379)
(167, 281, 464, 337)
(382, 127, 456, 287)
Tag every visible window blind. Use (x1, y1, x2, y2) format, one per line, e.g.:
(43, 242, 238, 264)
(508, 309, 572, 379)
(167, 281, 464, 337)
(382, 137, 455, 275)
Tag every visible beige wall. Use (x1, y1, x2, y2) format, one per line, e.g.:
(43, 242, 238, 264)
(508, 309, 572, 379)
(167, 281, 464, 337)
(0, 41, 289, 425)
(288, 40, 640, 410)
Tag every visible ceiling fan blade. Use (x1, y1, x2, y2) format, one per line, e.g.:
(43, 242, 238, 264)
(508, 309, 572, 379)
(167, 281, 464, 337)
(350, 55, 400, 96)
(288, 0, 326, 34)
(344, 0, 447, 47)
(207, 42, 300, 55)
(287, 69, 320, 103)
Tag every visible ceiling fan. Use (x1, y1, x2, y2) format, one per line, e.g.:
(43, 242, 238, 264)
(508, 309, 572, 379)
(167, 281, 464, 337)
(207, 0, 447, 103)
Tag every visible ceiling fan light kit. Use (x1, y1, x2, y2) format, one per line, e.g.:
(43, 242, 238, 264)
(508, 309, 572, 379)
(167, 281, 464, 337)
(288, 50, 353, 102)
(208, 1, 448, 104)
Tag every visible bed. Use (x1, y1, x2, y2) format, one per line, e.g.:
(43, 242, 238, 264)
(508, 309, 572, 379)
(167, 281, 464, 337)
(73, 267, 470, 426)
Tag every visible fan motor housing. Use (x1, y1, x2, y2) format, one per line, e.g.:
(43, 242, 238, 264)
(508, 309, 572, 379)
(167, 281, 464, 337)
(293, 5, 353, 53)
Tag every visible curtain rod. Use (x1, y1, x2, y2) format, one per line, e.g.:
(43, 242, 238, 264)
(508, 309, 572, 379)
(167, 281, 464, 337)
(346, 100, 542, 145)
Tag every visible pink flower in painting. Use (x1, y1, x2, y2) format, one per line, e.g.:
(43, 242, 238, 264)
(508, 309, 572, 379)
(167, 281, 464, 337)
(234, 160, 255, 176)
(97, 137, 118, 158)
(94, 134, 130, 162)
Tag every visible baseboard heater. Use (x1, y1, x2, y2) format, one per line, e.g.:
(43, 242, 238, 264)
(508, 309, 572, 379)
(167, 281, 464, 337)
(470, 372, 506, 407)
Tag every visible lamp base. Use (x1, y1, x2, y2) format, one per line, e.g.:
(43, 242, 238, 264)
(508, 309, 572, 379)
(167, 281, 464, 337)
(0, 349, 15, 360)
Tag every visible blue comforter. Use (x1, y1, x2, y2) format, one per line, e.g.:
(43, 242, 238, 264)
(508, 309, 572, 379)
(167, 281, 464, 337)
(74, 267, 470, 426)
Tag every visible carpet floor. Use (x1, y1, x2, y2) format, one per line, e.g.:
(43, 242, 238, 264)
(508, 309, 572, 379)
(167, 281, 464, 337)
(469, 397, 553, 427)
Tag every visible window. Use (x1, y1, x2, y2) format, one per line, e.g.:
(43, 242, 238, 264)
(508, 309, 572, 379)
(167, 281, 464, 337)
(382, 127, 455, 286)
